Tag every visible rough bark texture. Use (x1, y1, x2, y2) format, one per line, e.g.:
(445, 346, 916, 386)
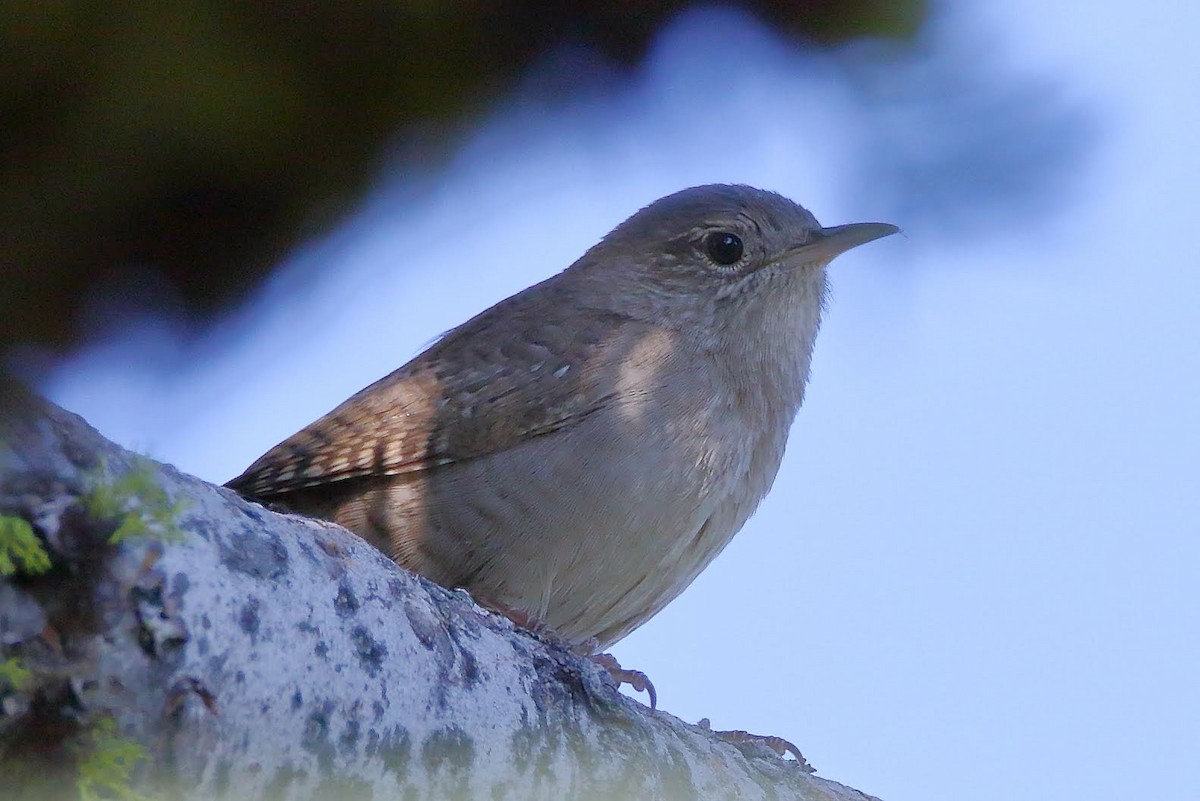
(0, 398, 880, 801)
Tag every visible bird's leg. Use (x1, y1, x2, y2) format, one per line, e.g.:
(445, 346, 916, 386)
(478, 596, 545, 634)
(471, 597, 658, 708)
(578, 643, 657, 710)
(470, 593, 562, 640)
(697, 718, 810, 768)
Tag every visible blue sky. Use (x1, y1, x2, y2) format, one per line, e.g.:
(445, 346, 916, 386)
(48, 1, 1199, 799)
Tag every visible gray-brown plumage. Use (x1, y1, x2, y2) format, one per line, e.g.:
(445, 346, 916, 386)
(227, 184, 897, 649)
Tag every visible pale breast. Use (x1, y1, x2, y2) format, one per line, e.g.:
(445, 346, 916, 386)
(358, 302, 815, 648)
(411, 338, 792, 647)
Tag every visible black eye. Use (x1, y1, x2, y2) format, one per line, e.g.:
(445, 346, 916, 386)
(704, 232, 744, 266)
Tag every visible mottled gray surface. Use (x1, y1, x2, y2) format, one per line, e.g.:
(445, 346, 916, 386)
(0, 399, 881, 801)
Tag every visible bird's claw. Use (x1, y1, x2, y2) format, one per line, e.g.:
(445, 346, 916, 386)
(591, 652, 658, 709)
(697, 718, 810, 769)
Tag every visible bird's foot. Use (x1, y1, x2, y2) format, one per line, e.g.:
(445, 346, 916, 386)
(589, 651, 658, 710)
(697, 718, 810, 769)
(471, 605, 659, 709)
(470, 594, 567, 645)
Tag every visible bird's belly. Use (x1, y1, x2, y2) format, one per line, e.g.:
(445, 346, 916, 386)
(423, 401, 778, 647)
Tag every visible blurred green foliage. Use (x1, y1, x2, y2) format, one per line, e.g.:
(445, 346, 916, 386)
(83, 459, 186, 543)
(76, 717, 151, 801)
(0, 515, 51, 575)
(0, 657, 33, 691)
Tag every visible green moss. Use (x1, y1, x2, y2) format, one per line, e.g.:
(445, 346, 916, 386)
(76, 717, 152, 801)
(0, 515, 51, 576)
(0, 657, 32, 691)
(83, 459, 186, 544)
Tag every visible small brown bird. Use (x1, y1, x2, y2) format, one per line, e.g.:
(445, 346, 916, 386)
(228, 185, 896, 656)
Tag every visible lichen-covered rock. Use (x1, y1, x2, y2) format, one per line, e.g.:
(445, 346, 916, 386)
(0, 398, 880, 801)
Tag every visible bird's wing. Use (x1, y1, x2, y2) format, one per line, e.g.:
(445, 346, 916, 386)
(225, 302, 639, 499)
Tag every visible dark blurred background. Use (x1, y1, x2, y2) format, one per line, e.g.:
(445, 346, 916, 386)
(1, 0, 926, 359)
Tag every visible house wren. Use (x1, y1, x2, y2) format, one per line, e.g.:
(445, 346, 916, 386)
(227, 184, 897, 650)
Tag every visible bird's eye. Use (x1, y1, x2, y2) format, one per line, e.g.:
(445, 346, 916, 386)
(704, 232, 744, 266)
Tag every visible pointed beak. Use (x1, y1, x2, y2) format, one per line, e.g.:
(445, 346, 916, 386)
(789, 222, 900, 264)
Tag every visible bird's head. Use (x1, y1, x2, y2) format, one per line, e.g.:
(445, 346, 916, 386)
(569, 184, 898, 339)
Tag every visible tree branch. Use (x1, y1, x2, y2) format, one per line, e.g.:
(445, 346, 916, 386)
(0, 398, 880, 801)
